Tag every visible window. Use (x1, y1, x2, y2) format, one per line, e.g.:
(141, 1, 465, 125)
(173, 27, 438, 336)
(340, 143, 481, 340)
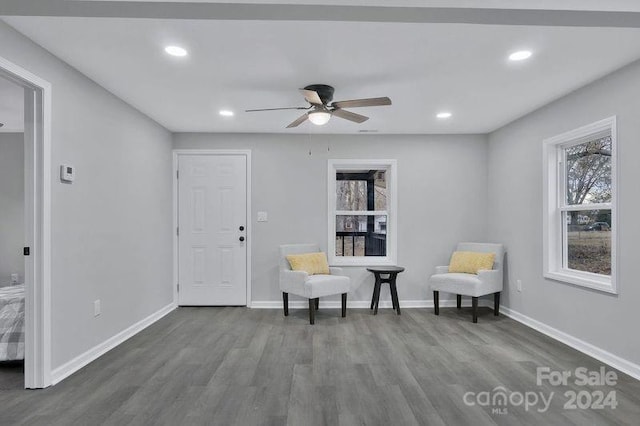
(543, 117, 617, 293)
(328, 160, 397, 266)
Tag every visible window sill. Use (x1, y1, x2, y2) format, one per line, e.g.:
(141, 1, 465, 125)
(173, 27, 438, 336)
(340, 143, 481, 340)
(329, 257, 397, 267)
(544, 270, 617, 294)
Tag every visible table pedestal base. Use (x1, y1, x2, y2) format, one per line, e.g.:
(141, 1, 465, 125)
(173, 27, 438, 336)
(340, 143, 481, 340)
(369, 271, 401, 315)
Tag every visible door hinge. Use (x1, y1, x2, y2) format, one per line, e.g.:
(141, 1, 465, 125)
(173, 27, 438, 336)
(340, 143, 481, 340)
(176, 170, 179, 179)
(177, 283, 180, 292)
(176, 227, 179, 236)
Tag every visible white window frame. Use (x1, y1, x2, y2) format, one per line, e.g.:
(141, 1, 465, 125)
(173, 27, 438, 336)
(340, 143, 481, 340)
(328, 159, 397, 266)
(543, 116, 617, 294)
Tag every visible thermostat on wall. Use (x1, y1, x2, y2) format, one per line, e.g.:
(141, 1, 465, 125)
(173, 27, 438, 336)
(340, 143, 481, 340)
(60, 164, 75, 183)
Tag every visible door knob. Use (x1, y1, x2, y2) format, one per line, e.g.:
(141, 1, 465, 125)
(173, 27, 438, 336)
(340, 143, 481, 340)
(239, 236, 245, 242)
(239, 226, 245, 231)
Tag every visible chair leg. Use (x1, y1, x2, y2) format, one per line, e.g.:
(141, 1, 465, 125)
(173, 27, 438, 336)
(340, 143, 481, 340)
(494, 292, 500, 316)
(315, 298, 319, 310)
(456, 294, 462, 309)
(341, 293, 347, 317)
(308, 299, 315, 325)
(472, 297, 478, 323)
(433, 291, 439, 315)
(283, 292, 289, 317)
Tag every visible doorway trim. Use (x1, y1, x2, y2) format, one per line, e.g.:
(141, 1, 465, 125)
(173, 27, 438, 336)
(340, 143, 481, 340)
(172, 149, 252, 307)
(0, 55, 52, 388)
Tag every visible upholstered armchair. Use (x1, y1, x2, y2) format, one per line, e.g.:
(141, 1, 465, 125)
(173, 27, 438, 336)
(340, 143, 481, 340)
(429, 242, 505, 323)
(279, 244, 351, 324)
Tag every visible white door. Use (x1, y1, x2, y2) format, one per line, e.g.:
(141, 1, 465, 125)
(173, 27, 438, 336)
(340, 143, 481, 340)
(178, 154, 247, 305)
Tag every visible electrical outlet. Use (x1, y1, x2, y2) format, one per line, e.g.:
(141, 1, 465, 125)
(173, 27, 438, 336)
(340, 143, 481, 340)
(94, 300, 101, 317)
(517, 280, 523, 292)
(10, 273, 19, 284)
(257, 211, 268, 222)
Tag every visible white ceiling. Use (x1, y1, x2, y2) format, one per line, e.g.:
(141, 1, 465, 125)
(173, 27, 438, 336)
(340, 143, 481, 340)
(4, 10, 640, 134)
(0, 76, 24, 133)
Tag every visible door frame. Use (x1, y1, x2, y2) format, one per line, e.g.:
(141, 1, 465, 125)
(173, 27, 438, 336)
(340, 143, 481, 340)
(172, 149, 252, 307)
(0, 55, 52, 388)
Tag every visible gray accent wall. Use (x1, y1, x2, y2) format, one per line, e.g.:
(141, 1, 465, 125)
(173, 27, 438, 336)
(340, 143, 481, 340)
(487, 59, 640, 365)
(0, 132, 24, 285)
(174, 133, 489, 304)
(0, 22, 174, 369)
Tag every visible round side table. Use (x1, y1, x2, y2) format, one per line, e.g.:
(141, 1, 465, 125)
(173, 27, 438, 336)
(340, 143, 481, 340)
(366, 266, 405, 315)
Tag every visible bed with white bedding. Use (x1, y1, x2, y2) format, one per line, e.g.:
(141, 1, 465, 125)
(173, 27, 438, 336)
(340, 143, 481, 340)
(0, 284, 25, 361)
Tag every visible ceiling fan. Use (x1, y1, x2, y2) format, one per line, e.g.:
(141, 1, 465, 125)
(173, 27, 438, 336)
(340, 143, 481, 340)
(245, 84, 391, 128)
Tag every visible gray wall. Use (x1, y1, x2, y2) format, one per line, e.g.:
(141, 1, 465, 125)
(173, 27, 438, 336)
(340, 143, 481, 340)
(174, 133, 489, 304)
(0, 22, 174, 368)
(0, 132, 24, 285)
(487, 59, 640, 365)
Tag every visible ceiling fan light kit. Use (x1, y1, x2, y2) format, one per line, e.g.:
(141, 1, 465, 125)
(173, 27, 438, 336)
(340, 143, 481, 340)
(246, 84, 391, 128)
(308, 110, 331, 126)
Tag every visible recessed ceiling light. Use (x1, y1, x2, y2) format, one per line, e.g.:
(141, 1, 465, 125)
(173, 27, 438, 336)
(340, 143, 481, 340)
(436, 112, 452, 119)
(509, 50, 532, 61)
(219, 110, 234, 117)
(164, 45, 188, 57)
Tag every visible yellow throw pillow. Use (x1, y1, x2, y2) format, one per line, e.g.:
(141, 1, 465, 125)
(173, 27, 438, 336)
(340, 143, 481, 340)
(286, 252, 331, 275)
(448, 251, 495, 274)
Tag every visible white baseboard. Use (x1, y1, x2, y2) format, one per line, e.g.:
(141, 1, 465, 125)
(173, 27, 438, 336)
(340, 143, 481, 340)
(500, 306, 640, 381)
(250, 299, 493, 309)
(51, 302, 176, 385)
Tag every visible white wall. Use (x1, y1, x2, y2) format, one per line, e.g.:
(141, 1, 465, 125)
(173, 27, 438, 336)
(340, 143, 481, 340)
(0, 22, 174, 369)
(174, 133, 489, 304)
(487, 59, 640, 365)
(0, 132, 24, 285)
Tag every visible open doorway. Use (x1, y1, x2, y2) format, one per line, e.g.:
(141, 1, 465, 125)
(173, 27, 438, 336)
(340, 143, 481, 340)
(0, 55, 51, 389)
(0, 75, 25, 389)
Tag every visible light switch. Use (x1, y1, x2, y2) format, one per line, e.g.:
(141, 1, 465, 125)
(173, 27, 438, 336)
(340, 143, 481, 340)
(257, 211, 268, 222)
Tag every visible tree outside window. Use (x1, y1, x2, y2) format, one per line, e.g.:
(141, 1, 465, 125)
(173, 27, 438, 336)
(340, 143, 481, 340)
(564, 136, 612, 275)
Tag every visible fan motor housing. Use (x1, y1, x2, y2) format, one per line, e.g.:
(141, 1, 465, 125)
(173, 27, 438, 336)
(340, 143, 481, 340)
(304, 84, 334, 105)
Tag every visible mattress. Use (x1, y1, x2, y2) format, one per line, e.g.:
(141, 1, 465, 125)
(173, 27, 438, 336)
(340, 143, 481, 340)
(0, 284, 25, 361)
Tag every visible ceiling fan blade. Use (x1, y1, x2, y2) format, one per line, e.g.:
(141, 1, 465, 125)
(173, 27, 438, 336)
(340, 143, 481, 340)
(331, 97, 391, 109)
(331, 108, 369, 123)
(299, 89, 323, 105)
(286, 113, 309, 128)
(245, 106, 310, 112)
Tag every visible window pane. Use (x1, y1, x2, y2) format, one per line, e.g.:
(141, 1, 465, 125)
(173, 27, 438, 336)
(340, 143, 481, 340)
(336, 180, 367, 210)
(336, 215, 368, 233)
(335, 235, 365, 257)
(335, 215, 387, 257)
(565, 136, 612, 205)
(336, 170, 386, 211)
(374, 215, 387, 234)
(564, 209, 611, 275)
(374, 171, 387, 211)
